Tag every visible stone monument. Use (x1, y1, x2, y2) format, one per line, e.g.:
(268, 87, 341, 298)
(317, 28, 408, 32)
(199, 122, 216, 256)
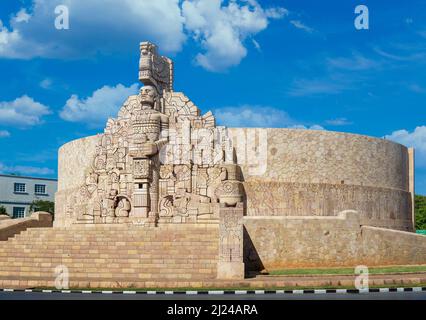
(62, 42, 244, 229)
(1, 41, 424, 290)
(56, 42, 246, 278)
(52, 41, 424, 283)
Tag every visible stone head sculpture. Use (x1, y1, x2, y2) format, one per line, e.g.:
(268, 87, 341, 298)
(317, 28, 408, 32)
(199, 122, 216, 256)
(139, 85, 159, 110)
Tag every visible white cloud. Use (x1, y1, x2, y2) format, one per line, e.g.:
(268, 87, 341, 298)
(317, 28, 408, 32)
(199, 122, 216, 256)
(385, 126, 426, 167)
(39, 78, 52, 89)
(287, 52, 379, 97)
(214, 105, 293, 127)
(374, 47, 426, 62)
(325, 118, 353, 126)
(0, 19, 24, 58)
(289, 20, 314, 33)
(265, 7, 289, 19)
(0, 1, 285, 71)
(327, 54, 379, 71)
(13, 8, 31, 23)
(0, 0, 186, 59)
(288, 78, 347, 96)
(289, 124, 324, 130)
(182, 0, 287, 71)
(60, 83, 139, 127)
(0, 130, 10, 138)
(0, 162, 54, 176)
(252, 39, 261, 52)
(213, 105, 323, 130)
(0, 95, 51, 127)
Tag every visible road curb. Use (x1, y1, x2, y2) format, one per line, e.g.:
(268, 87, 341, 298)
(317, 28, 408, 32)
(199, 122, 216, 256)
(1, 287, 426, 295)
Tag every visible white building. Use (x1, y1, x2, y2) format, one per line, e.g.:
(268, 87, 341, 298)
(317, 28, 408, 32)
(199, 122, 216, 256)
(0, 174, 57, 218)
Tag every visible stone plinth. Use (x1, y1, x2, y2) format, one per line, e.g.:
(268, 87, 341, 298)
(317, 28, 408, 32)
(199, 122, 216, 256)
(217, 203, 244, 280)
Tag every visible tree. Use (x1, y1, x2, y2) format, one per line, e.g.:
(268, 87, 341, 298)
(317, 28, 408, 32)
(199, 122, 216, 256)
(415, 195, 426, 230)
(0, 206, 7, 216)
(30, 200, 54, 216)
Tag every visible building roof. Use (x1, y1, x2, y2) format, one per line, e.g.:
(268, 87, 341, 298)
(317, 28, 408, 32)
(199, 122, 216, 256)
(0, 174, 57, 182)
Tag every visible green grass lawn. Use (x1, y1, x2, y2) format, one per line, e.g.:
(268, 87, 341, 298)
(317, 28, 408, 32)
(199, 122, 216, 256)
(267, 265, 426, 276)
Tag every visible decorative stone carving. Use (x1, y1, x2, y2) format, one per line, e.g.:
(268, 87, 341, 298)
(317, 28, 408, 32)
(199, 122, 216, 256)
(115, 196, 131, 217)
(215, 164, 244, 207)
(62, 41, 245, 228)
(218, 202, 245, 279)
(139, 42, 173, 93)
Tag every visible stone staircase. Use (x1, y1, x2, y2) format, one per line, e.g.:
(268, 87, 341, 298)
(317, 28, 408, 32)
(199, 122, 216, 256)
(0, 224, 219, 289)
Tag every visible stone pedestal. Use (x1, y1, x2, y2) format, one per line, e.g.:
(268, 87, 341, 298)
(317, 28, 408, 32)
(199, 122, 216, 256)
(217, 203, 245, 280)
(217, 261, 245, 280)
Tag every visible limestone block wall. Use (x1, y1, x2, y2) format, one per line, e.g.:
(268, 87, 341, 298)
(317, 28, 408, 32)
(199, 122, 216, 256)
(243, 212, 426, 271)
(228, 128, 413, 230)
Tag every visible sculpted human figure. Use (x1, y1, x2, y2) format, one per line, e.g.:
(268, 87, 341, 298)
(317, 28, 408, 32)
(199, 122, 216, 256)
(129, 85, 169, 223)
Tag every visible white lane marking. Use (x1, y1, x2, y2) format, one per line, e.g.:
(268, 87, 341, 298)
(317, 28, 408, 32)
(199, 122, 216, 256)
(208, 290, 224, 295)
(314, 289, 326, 294)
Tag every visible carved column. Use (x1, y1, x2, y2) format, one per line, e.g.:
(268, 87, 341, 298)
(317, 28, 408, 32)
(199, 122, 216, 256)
(132, 158, 152, 218)
(217, 202, 245, 279)
(216, 164, 245, 279)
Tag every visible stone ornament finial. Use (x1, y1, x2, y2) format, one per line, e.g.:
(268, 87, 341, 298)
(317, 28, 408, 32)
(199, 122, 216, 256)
(215, 164, 244, 207)
(139, 42, 173, 94)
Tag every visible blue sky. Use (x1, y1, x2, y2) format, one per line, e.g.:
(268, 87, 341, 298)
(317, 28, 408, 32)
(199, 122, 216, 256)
(0, 0, 425, 194)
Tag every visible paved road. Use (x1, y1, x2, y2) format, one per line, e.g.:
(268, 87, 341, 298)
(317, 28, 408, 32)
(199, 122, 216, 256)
(0, 291, 425, 300)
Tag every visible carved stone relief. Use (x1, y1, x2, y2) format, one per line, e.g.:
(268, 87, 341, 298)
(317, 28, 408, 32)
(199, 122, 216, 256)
(64, 42, 245, 226)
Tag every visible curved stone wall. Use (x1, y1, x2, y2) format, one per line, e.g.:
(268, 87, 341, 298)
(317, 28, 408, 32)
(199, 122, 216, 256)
(227, 128, 413, 230)
(57, 128, 414, 230)
(57, 134, 101, 191)
(228, 128, 409, 190)
(243, 181, 412, 230)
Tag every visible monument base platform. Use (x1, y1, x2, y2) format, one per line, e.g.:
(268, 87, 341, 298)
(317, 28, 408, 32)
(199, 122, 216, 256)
(0, 224, 219, 289)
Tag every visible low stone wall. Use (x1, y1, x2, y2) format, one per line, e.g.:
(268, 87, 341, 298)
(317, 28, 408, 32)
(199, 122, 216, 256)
(243, 211, 426, 271)
(361, 226, 426, 265)
(0, 212, 53, 241)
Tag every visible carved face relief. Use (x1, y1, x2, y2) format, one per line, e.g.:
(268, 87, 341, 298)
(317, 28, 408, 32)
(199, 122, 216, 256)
(139, 85, 157, 108)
